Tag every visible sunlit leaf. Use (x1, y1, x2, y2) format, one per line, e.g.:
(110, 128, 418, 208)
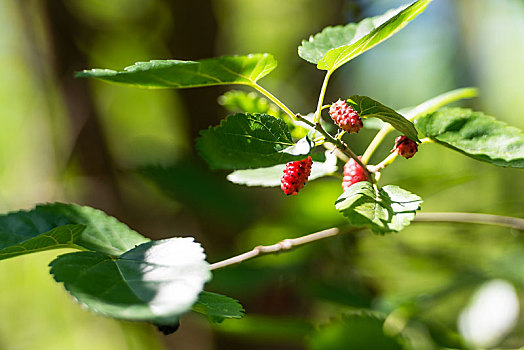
(0, 203, 149, 258)
(227, 151, 337, 187)
(313, 0, 432, 72)
(416, 108, 524, 168)
(76, 54, 276, 88)
(192, 291, 244, 323)
(197, 113, 311, 170)
(308, 311, 403, 350)
(347, 95, 419, 142)
(335, 182, 422, 234)
(50, 237, 211, 325)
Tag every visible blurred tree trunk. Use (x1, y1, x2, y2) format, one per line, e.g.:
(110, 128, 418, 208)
(164, 0, 224, 143)
(39, 0, 123, 214)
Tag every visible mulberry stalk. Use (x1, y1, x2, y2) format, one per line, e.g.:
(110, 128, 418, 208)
(342, 157, 368, 191)
(281, 156, 313, 195)
(329, 99, 363, 133)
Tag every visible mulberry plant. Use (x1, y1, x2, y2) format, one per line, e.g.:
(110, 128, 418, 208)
(0, 0, 523, 348)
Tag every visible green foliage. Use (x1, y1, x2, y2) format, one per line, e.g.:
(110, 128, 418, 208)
(347, 95, 420, 142)
(0, 224, 85, 261)
(308, 311, 404, 350)
(416, 108, 524, 168)
(299, 0, 432, 72)
(335, 182, 422, 234)
(76, 54, 277, 88)
(50, 238, 211, 325)
(0, 204, 149, 258)
(197, 113, 311, 170)
(192, 291, 245, 323)
(226, 151, 337, 187)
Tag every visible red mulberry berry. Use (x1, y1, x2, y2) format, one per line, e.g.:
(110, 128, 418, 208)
(281, 156, 313, 195)
(329, 99, 363, 133)
(392, 136, 418, 159)
(342, 157, 368, 190)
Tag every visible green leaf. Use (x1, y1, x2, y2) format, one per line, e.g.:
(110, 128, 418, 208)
(227, 151, 337, 187)
(0, 224, 85, 261)
(218, 90, 281, 118)
(308, 311, 403, 350)
(76, 54, 277, 88)
(313, 0, 432, 72)
(50, 237, 211, 325)
(197, 113, 311, 170)
(0, 203, 149, 258)
(415, 108, 524, 168)
(192, 291, 244, 323)
(347, 95, 419, 142)
(335, 182, 422, 234)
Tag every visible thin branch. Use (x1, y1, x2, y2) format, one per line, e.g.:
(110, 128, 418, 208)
(209, 212, 524, 270)
(209, 227, 360, 270)
(414, 212, 524, 230)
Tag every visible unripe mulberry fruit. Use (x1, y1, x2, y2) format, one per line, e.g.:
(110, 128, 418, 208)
(281, 156, 313, 195)
(329, 99, 363, 133)
(392, 136, 418, 159)
(342, 157, 368, 190)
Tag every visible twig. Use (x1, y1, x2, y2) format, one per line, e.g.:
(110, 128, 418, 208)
(209, 227, 359, 270)
(414, 212, 524, 230)
(209, 212, 524, 270)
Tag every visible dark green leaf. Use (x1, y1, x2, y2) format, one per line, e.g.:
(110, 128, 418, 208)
(218, 90, 281, 118)
(314, 0, 432, 71)
(76, 54, 276, 88)
(50, 237, 211, 325)
(197, 113, 310, 170)
(227, 151, 337, 187)
(0, 224, 85, 261)
(335, 182, 422, 234)
(347, 95, 419, 142)
(415, 108, 524, 168)
(0, 203, 149, 258)
(308, 311, 403, 350)
(192, 291, 244, 323)
(137, 160, 253, 226)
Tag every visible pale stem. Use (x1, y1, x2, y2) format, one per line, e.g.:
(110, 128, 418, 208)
(209, 213, 524, 270)
(314, 71, 332, 123)
(361, 125, 392, 164)
(252, 83, 314, 127)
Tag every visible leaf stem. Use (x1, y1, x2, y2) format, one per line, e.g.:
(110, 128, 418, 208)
(209, 212, 524, 270)
(361, 125, 392, 164)
(314, 71, 332, 123)
(252, 84, 314, 127)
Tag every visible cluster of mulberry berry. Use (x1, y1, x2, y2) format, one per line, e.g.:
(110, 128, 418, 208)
(392, 136, 418, 159)
(342, 157, 368, 191)
(280, 156, 313, 195)
(329, 99, 363, 133)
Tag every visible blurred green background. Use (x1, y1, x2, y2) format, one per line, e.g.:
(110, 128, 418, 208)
(0, 0, 522, 349)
